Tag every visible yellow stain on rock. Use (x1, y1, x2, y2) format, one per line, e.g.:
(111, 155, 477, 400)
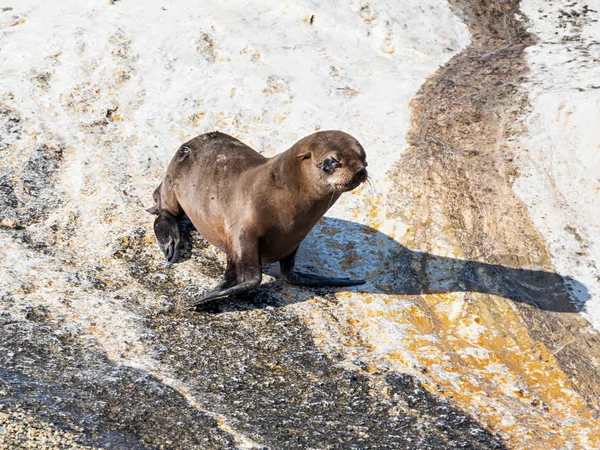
(188, 112, 206, 127)
(352, 193, 385, 230)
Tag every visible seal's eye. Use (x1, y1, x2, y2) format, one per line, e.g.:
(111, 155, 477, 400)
(318, 157, 339, 173)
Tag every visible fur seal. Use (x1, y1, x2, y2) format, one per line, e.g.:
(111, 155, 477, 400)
(147, 130, 368, 306)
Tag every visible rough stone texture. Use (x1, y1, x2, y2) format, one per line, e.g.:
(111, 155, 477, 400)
(0, 313, 235, 449)
(1, 0, 599, 449)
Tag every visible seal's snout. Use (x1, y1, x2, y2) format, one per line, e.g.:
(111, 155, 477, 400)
(355, 167, 368, 183)
(338, 166, 368, 192)
(349, 167, 368, 187)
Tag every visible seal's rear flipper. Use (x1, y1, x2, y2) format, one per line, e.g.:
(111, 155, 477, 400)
(279, 247, 365, 287)
(154, 211, 181, 263)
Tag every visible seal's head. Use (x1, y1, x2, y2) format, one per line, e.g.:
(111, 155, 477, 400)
(296, 130, 368, 194)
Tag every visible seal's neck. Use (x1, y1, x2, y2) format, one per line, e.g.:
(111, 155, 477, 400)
(266, 151, 340, 232)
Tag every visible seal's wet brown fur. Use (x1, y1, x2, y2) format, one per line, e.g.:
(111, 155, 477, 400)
(149, 130, 368, 306)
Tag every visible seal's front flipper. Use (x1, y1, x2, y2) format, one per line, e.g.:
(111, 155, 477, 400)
(154, 211, 181, 263)
(190, 229, 261, 309)
(189, 281, 261, 308)
(279, 248, 365, 287)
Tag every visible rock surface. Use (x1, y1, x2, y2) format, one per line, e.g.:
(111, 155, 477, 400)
(1, 0, 599, 448)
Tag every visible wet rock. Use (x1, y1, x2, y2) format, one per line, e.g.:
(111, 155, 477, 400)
(0, 318, 236, 449)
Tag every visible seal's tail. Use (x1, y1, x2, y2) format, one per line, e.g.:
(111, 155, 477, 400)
(146, 183, 162, 215)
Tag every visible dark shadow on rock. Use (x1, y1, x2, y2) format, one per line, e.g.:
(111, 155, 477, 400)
(177, 215, 587, 314)
(319, 218, 588, 313)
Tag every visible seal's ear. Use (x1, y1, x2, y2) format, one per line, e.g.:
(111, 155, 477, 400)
(296, 151, 312, 160)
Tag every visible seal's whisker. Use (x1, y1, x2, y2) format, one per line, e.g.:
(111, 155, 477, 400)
(366, 175, 377, 195)
(327, 190, 336, 210)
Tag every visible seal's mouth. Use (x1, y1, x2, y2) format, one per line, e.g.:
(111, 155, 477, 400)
(336, 168, 368, 192)
(339, 180, 362, 191)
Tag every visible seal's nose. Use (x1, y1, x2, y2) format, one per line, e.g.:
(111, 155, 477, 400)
(355, 167, 368, 182)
